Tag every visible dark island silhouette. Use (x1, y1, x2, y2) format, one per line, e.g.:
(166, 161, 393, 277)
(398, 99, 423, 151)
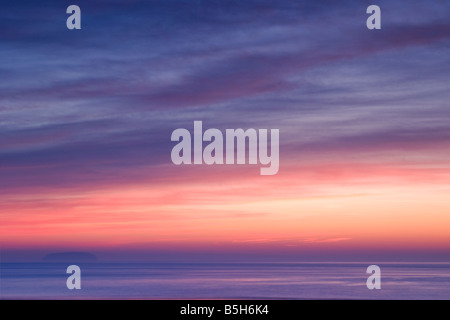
(43, 252, 98, 263)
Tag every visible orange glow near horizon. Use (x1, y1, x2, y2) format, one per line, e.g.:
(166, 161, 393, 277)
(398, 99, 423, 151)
(2, 161, 450, 252)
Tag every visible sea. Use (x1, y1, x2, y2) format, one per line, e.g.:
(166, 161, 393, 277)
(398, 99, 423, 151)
(1, 262, 449, 299)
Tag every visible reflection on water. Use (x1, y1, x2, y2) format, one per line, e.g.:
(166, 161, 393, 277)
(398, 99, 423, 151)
(1, 262, 449, 299)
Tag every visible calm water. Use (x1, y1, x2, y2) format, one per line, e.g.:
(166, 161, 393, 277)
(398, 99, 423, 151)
(1, 262, 449, 299)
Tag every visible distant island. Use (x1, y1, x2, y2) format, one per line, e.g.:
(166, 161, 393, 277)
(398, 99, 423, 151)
(43, 252, 98, 263)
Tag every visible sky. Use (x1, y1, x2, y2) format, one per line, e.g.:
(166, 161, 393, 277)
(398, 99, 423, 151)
(1, 0, 450, 262)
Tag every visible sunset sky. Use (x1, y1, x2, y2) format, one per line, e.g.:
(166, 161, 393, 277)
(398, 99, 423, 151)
(1, 0, 450, 262)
